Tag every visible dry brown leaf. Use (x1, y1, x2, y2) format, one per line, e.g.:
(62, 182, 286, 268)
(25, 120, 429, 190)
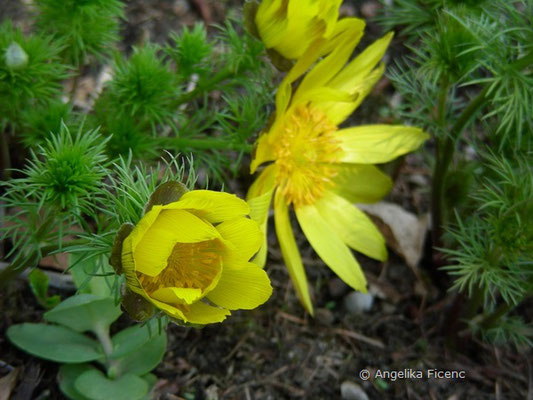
(358, 202, 429, 269)
(0, 368, 20, 400)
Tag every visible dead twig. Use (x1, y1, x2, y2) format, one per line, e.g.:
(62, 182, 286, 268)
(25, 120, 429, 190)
(332, 328, 385, 349)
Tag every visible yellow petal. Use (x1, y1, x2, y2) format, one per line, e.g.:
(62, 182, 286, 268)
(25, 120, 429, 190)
(250, 132, 277, 173)
(274, 18, 365, 114)
(329, 32, 393, 93)
(207, 261, 272, 310)
(164, 190, 250, 223)
(151, 287, 203, 305)
(281, 1, 323, 59)
(295, 203, 368, 292)
(134, 209, 220, 276)
(331, 164, 392, 204)
(126, 207, 162, 251)
(315, 33, 393, 124)
(255, 0, 290, 51)
(336, 125, 429, 164)
(216, 217, 262, 261)
(274, 191, 313, 315)
(147, 297, 187, 321)
(182, 301, 230, 324)
(247, 165, 277, 267)
(316, 192, 387, 261)
(318, 63, 385, 124)
(294, 19, 365, 105)
(121, 235, 140, 290)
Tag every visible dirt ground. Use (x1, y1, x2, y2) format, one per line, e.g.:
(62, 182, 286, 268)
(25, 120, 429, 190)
(1, 0, 531, 399)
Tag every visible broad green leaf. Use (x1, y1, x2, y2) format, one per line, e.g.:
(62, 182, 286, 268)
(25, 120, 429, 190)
(113, 329, 167, 376)
(141, 373, 158, 400)
(28, 268, 61, 309)
(58, 364, 94, 400)
(7, 323, 103, 363)
(110, 319, 161, 359)
(44, 294, 121, 333)
(141, 373, 157, 389)
(74, 369, 148, 400)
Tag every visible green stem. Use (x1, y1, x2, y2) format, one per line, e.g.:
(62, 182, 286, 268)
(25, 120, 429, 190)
(478, 302, 515, 330)
(162, 137, 253, 153)
(171, 68, 235, 108)
(430, 50, 532, 250)
(431, 85, 489, 249)
(94, 325, 114, 357)
(0, 239, 88, 288)
(94, 324, 121, 378)
(464, 284, 484, 320)
(1, 126, 12, 180)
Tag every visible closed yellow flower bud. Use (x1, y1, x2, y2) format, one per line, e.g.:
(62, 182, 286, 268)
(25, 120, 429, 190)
(120, 189, 272, 325)
(255, 0, 342, 60)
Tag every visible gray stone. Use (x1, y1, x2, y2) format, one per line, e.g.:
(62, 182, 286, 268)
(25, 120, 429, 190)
(340, 381, 369, 400)
(344, 291, 374, 314)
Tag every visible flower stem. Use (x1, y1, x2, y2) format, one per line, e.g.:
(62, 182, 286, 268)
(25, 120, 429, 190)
(1, 126, 12, 180)
(94, 324, 122, 378)
(171, 68, 235, 108)
(162, 136, 253, 153)
(478, 302, 516, 330)
(430, 50, 533, 250)
(431, 85, 489, 249)
(94, 325, 114, 357)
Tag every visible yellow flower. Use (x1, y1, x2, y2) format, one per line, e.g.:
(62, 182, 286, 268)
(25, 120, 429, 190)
(247, 22, 429, 315)
(121, 189, 272, 324)
(255, 0, 343, 60)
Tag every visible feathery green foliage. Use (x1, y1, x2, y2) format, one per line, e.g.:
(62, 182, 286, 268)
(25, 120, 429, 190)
(0, 21, 69, 126)
(103, 45, 177, 126)
(11, 123, 109, 212)
(380, 0, 533, 344)
(165, 24, 213, 80)
(34, 0, 124, 66)
(19, 100, 77, 147)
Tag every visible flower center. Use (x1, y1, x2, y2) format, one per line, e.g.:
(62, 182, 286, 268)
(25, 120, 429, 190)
(274, 106, 342, 207)
(138, 238, 223, 294)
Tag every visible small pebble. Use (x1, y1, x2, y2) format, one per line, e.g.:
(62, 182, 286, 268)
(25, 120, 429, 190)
(341, 381, 369, 400)
(344, 291, 374, 314)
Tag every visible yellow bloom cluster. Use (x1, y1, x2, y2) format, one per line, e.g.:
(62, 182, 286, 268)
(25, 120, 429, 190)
(249, 3, 429, 314)
(115, 1, 428, 323)
(121, 190, 272, 324)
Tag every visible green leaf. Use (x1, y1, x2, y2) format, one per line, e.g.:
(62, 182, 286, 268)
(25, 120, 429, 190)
(58, 364, 94, 400)
(110, 319, 160, 359)
(74, 369, 148, 400)
(28, 268, 61, 309)
(141, 373, 157, 390)
(112, 328, 166, 376)
(140, 373, 158, 400)
(44, 294, 122, 333)
(69, 253, 117, 297)
(7, 323, 103, 363)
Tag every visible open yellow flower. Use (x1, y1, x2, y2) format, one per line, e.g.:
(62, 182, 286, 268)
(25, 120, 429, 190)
(247, 22, 429, 314)
(255, 0, 343, 60)
(121, 189, 272, 324)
